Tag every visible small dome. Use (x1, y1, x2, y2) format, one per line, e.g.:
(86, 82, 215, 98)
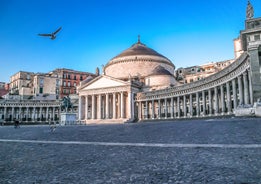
(150, 65, 173, 76)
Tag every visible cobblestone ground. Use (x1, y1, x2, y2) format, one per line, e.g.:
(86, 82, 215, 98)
(0, 117, 261, 184)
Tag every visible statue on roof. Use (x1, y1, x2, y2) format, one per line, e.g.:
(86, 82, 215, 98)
(246, 0, 254, 19)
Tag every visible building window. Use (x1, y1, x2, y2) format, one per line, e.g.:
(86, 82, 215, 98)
(68, 74, 71, 79)
(63, 74, 66, 79)
(63, 81, 66, 86)
(39, 87, 43, 94)
(254, 34, 260, 41)
(56, 79, 60, 86)
(80, 75, 83, 80)
(74, 75, 76, 80)
(40, 78, 44, 86)
(68, 82, 71, 87)
(26, 74, 30, 80)
(63, 89, 66, 94)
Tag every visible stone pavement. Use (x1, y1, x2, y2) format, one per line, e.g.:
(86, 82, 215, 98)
(0, 117, 261, 183)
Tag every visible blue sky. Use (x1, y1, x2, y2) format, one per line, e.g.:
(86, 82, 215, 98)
(1, 0, 261, 83)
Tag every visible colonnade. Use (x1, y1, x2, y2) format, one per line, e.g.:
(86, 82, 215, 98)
(79, 91, 133, 121)
(0, 102, 61, 123)
(137, 70, 253, 120)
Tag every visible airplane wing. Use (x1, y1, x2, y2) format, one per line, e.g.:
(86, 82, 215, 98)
(53, 27, 62, 35)
(38, 33, 52, 36)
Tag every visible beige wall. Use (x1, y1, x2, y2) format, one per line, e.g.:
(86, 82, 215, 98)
(105, 61, 174, 79)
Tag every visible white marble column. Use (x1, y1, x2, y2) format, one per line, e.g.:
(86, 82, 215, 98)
(170, 98, 174, 118)
(196, 92, 200, 117)
(92, 95, 95, 120)
(113, 93, 116, 119)
(208, 89, 212, 115)
(4, 107, 7, 121)
(145, 100, 148, 119)
(220, 85, 225, 114)
(173, 98, 177, 118)
(232, 79, 237, 109)
(11, 107, 14, 121)
(177, 96, 180, 118)
(78, 96, 82, 120)
(202, 91, 206, 116)
(120, 92, 124, 118)
(33, 107, 36, 121)
(243, 72, 250, 105)
(189, 94, 193, 117)
(105, 93, 110, 119)
(183, 96, 186, 117)
(98, 94, 102, 119)
(158, 99, 161, 119)
(238, 75, 243, 105)
(214, 87, 218, 115)
(26, 107, 29, 121)
(226, 82, 231, 114)
(152, 100, 155, 119)
(247, 69, 254, 105)
(85, 95, 89, 120)
(164, 98, 168, 119)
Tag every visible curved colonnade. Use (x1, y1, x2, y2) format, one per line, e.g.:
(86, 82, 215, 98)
(135, 52, 252, 120)
(0, 101, 61, 123)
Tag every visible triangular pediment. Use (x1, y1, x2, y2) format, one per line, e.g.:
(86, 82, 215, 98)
(81, 75, 129, 90)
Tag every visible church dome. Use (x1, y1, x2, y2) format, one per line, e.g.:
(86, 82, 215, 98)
(104, 38, 175, 80)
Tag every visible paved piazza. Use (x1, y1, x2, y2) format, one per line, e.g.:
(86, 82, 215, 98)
(0, 117, 261, 184)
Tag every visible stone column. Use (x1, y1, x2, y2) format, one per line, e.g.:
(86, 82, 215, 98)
(120, 92, 124, 118)
(202, 91, 206, 116)
(238, 75, 243, 105)
(113, 93, 116, 119)
(173, 98, 177, 118)
(243, 72, 250, 105)
(196, 92, 200, 117)
(214, 87, 218, 115)
(40, 107, 43, 121)
(33, 107, 36, 121)
(78, 96, 82, 121)
(92, 95, 95, 120)
(226, 82, 231, 114)
(4, 107, 7, 121)
(46, 107, 49, 121)
(152, 100, 155, 119)
(177, 96, 180, 118)
(189, 94, 193, 117)
(158, 99, 161, 119)
(220, 85, 225, 114)
(52, 107, 55, 121)
(11, 107, 14, 121)
(19, 107, 22, 121)
(85, 95, 89, 120)
(105, 93, 109, 119)
(26, 107, 29, 122)
(183, 96, 186, 117)
(170, 98, 174, 118)
(164, 98, 168, 119)
(232, 79, 237, 109)
(128, 92, 134, 120)
(248, 69, 254, 105)
(208, 89, 212, 115)
(98, 94, 102, 119)
(145, 100, 148, 119)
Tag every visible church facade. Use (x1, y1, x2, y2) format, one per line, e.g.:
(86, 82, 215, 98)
(78, 2, 261, 123)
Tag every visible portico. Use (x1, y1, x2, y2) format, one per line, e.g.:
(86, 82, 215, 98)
(78, 75, 139, 123)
